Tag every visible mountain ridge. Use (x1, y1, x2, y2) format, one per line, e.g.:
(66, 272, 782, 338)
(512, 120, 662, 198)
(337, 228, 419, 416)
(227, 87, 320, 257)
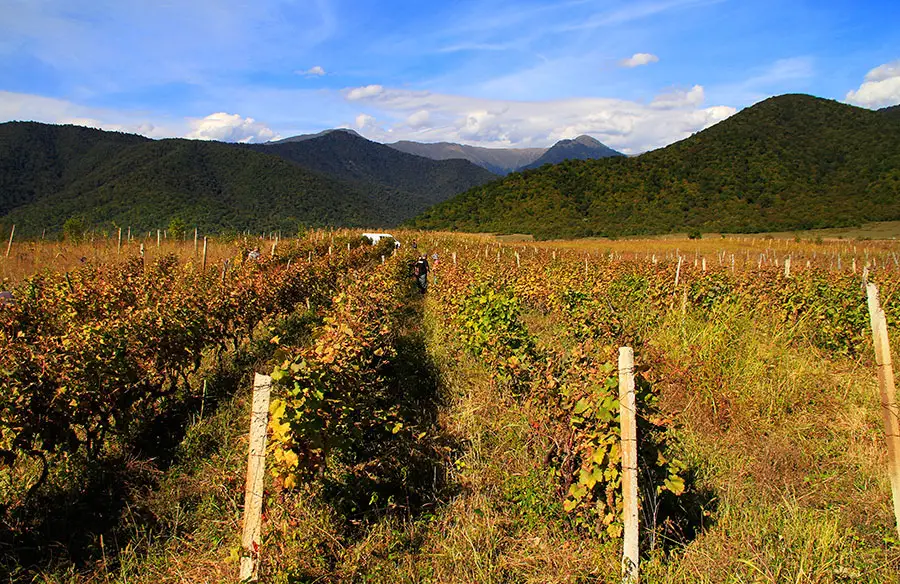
(246, 130, 497, 208)
(410, 94, 900, 239)
(388, 140, 547, 174)
(0, 122, 479, 235)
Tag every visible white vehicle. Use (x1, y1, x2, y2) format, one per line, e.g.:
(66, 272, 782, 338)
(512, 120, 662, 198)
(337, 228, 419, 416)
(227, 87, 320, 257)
(361, 233, 395, 245)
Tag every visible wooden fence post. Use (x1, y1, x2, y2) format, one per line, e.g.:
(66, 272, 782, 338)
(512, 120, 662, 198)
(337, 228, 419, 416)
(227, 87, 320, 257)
(240, 373, 272, 582)
(674, 256, 683, 288)
(865, 283, 900, 538)
(157, 229, 161, 248)
(117, 227, 122, 255)
(202, 237, 208, 271)
(5, 224, 14, 258)
(618, 347, 639, 584)
(194, 228, 199, 255)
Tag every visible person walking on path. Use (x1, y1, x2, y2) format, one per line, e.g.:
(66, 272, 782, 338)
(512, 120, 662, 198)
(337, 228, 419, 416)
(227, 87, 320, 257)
(413, 254, 429, 294)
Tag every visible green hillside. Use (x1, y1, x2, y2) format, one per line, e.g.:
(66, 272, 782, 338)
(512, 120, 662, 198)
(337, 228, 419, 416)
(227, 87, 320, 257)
(246, 130, 497, 207)
(0, 122, 149, 216)
(411, 95, 900, 239)
(0, 123, 450, 236)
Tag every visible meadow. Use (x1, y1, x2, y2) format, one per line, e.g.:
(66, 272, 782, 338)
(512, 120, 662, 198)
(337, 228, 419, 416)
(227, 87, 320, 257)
(1, 229, 899, 583)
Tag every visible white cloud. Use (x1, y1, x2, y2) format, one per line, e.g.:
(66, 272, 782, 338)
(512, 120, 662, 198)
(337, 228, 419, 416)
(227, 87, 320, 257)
(355, 113, 379, 130)
(346, 85, 384, 100)
(846, 60, 900, 108)
(620, 52, 659, 68)
(406, 110, 431, 129)
(299, 65, 326, 76)
(186, 112, 279, 143)
(341, 85, 735, 154)
(651, 85, 705, 109)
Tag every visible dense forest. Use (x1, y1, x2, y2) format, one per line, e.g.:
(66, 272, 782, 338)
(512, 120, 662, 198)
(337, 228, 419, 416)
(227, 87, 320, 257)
(411, 95, 900, 239)
(245, 129, 496, 206)
(0, 123, 491, 237)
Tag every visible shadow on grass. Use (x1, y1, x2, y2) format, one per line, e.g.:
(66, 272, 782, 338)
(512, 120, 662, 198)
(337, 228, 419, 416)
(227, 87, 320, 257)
(641, 463, 719, 554)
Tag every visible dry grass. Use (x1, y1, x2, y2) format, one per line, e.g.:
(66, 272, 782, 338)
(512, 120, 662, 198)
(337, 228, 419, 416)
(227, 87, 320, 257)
(643, 303, 900, 582)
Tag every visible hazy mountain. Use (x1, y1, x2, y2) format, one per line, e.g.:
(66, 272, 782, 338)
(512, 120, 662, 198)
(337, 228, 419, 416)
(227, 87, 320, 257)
(388, 141, 546, 174)
(411, 95, 900, 239)
(519, 135, 624, 170)
(0, 122, 443, 235)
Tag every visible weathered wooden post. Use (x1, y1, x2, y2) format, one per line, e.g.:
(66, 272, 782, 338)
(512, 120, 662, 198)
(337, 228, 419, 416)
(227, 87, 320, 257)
(674, 256, 683, 288)
(619, 347, 639, 584)
(5, 224, 14, 258)
(156, 229, 161, 248)
(117, 227, 122, 255)
(866, 284, 900, 538)
(240, 373, 272, 582)
(784, 257, 791, 278)
(194, 228, 199, 255)
(202, 237, 208, 271)
(515, 251, 520, 268)
(452, 252, 457, 266)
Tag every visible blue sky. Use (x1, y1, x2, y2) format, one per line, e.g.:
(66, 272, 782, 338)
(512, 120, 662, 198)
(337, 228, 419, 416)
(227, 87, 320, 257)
(1, 0, 898, 153)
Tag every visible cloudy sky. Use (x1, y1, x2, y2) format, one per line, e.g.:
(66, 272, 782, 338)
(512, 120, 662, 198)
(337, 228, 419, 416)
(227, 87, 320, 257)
(1, 0, 898, 154)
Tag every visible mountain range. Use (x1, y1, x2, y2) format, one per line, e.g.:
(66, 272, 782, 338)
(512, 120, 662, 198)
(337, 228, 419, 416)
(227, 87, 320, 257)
(2, 94, 900, 239)
(411, 95, 900, 239)
(0, 124, 495, 236)
(388, 135, 622, 174)
(244, 130, 496, 208)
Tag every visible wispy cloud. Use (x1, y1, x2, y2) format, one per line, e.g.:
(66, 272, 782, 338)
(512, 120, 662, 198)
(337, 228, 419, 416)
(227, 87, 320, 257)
(708, 56, 815, 105)
(298, 65, 327, 76)
(621, 53, 660, 68)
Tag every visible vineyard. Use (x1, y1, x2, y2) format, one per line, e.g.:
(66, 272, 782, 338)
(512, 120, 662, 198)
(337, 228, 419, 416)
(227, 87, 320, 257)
(1, 231, 899, 582)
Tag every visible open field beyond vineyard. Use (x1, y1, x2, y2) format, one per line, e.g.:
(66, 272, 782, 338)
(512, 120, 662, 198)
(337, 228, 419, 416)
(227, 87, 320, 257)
(1, 230, 899, 583)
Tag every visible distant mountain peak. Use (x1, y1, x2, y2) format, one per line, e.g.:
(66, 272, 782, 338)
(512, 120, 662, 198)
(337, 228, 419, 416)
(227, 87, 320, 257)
(267, 128, 363, 144)
(565, 135, 603, 147)
(520, 135, 622, 171)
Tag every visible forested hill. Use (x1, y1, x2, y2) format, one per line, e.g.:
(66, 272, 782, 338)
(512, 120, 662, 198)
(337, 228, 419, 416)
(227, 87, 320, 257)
(0, 122, 494, 236)
(0, 123, 421, 235)
(411, 94, 900, 239)
(246, 130, 497, 207)
(0, 122, 150, 216)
